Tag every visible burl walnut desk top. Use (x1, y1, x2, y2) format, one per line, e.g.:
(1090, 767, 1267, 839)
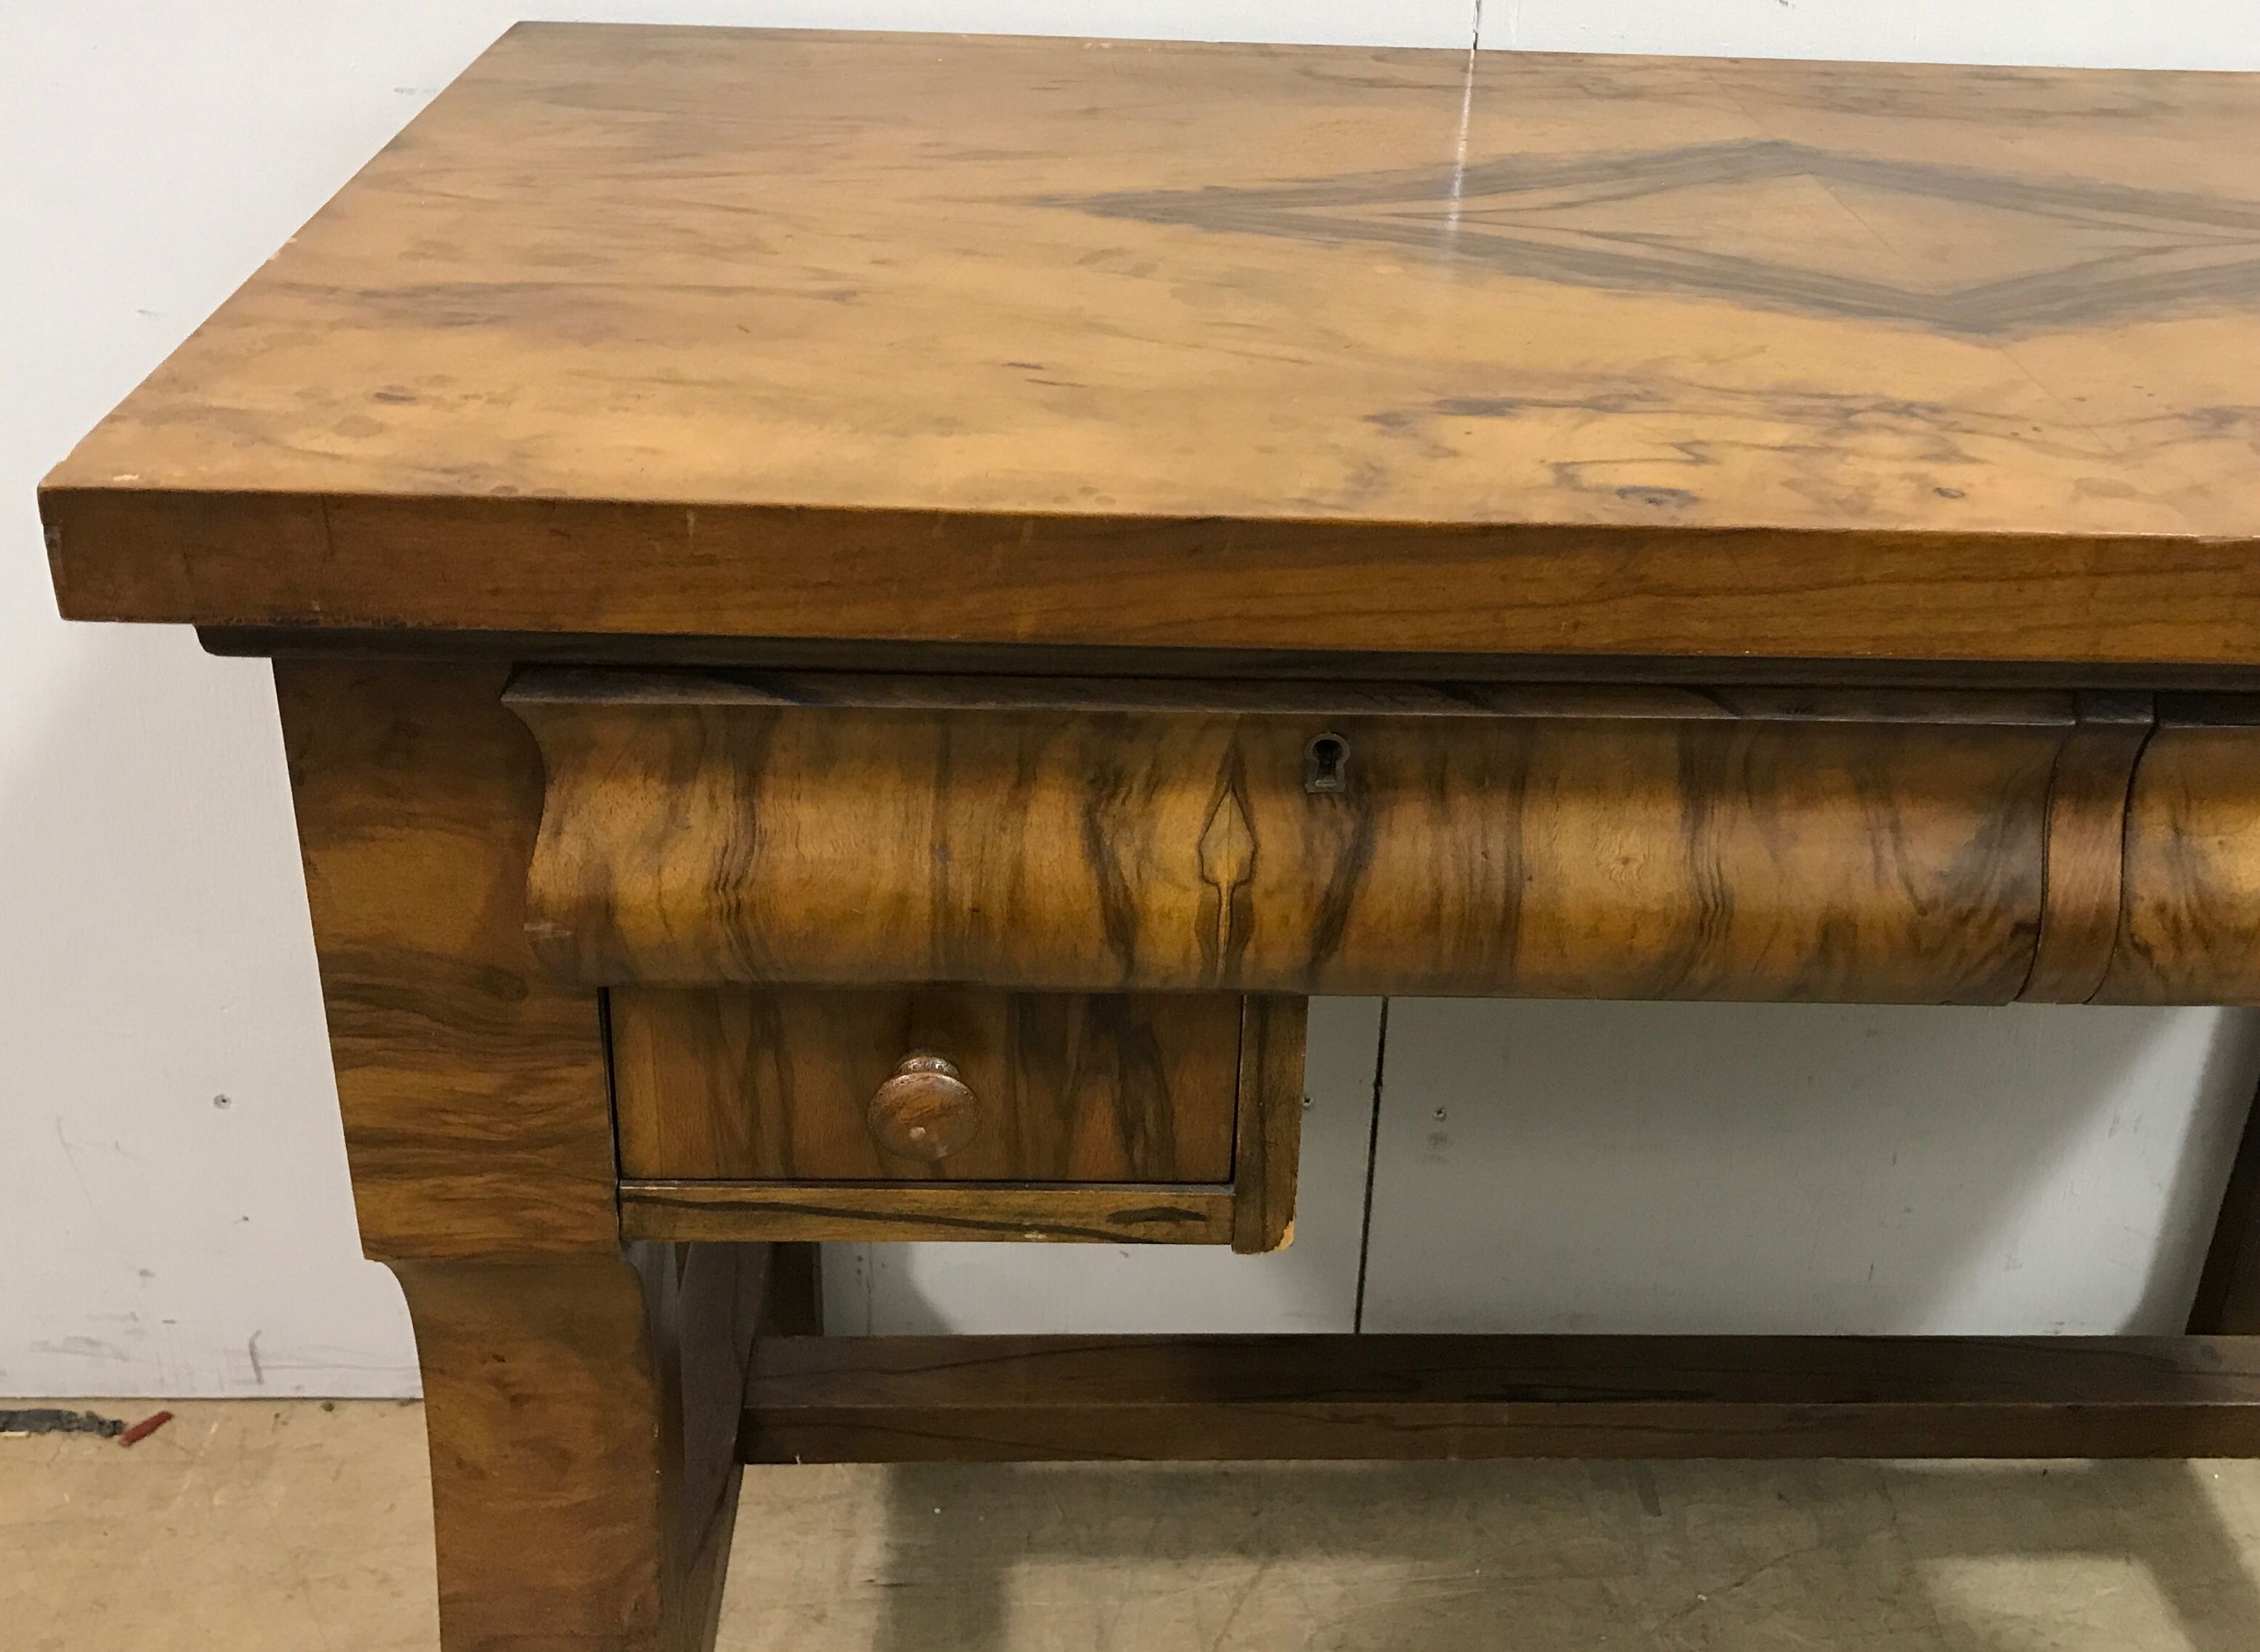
(42, 25, 2260, 1652)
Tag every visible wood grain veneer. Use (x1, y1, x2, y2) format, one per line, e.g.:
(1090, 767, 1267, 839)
(615, 990, 1307, 1253)
(277, 661, 616, 1256)
(400, 1244, 771, 1652)
(610, 988, 1241, 1184)
(41, 28, 2260, 665)
(517, 674, 2073, 1003)
(1232, 996, 1306, 1255)
(2098, 720, 2260, 1004)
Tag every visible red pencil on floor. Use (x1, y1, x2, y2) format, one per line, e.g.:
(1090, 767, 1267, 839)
(117, 1412, 173, 1449)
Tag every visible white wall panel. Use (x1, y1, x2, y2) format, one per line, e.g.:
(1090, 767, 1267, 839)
(1362, 1002, 2260, 1334)
(1481, 0, 2260, 70)
(557, 1, 1476, 46)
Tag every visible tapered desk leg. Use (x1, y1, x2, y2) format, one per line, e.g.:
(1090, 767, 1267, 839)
(273, 664, 833, 1648)
(395, 1245, 769, 1652)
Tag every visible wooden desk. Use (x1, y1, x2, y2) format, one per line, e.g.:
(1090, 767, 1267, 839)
(41, 23, 2260, 1649)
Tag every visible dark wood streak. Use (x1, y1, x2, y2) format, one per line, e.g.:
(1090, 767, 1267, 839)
(1672, 732, 1735, 994)
(1085, 995, 1180, 1177)
(1054, 138, 2260, 337)
(619, 1181, 1237, 1246)
(2020, 692, 2157, 1002)
(1195, 751, 1256, 978)
(1078, 729, 1146, 986)
(715, 708, 777, 988)
(1300, 786, 1379, 986)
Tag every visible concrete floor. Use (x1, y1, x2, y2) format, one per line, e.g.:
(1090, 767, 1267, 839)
(9, 1403, 2260, 1649)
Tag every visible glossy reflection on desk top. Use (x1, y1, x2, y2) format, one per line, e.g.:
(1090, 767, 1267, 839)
(39, 26, 2260, 659)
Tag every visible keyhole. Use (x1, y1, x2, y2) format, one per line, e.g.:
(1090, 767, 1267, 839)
(1305, 732, 1350, 794)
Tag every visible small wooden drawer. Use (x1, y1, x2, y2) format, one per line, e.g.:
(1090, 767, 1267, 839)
(612, 988, 1304, 1251)
(614, 987, 1239, 1182)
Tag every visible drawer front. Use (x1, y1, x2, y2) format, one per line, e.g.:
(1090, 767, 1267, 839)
(612, 986, 1241, 1184)
(513, 671, 2111, 1004)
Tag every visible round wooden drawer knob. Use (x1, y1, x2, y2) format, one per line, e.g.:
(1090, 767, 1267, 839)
(868, 1052, 984, 1163)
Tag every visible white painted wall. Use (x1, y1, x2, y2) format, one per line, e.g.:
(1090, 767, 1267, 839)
(1364, 1003, 2260, 1335)
(4, 1, 2256, 1395)
(1480, 1, 2260, 68)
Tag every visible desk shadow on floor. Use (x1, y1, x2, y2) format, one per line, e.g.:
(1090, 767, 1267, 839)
(827, 1457, 2260, 1651)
